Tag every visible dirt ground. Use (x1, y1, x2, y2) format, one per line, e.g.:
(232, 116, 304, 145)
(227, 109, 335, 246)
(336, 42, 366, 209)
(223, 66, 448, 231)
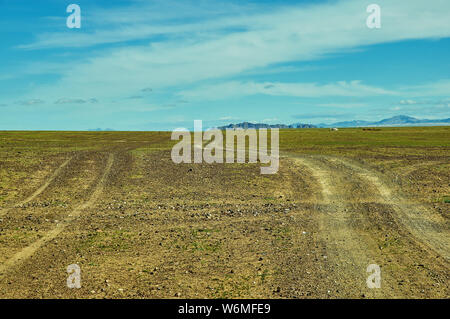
(0, 129, 448, 298)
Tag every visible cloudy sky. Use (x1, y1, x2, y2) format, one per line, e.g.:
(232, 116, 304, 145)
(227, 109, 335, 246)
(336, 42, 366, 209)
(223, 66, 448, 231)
(0, 0, 449, 130)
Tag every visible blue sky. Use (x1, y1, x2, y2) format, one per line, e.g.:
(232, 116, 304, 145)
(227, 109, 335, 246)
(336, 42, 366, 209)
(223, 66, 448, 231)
(0, 0, 449, 130)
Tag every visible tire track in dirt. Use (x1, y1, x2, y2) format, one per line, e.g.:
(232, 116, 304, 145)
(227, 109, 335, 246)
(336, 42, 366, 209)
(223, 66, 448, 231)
(194, 145, 448, 295)
(0, 154, 114, 276)
(197, 146, 391, 296)
(395, 161, 444, 177)
(0, 157, 73, 218)
(292, 156, 388, 298)
(328, 157, 449, 261)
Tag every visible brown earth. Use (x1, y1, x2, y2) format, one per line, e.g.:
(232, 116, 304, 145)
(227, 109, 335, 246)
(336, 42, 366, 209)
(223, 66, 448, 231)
(0, 131, 448, 299)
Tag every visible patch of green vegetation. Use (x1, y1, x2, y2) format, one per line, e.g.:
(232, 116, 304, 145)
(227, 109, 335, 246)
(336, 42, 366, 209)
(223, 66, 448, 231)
(0, 131, 174, 154)
(279, 127, 450, 151)
(140, 196, 151, 203)
(76, 230, 132, 252)
(257, 269, 270, 283)
(50, 199, 68, 207)
(190, 240, 221, 253)
(272, 226, 291, 243)
(130, 174, 145, 179)
(191, 228, 217, 237)
(187, 228, 222, 252)
(429, 163, 450, 173)
(131, 146, 172, 155)
(379, 237, 401, 250)
(7, 229, 39, 244)
(211, 276, 253, 299)
(443, 196, 450, 204)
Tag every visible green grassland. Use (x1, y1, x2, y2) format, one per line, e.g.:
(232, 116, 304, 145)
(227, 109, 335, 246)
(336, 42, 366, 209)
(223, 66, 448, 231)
(2, 126, 448, 152)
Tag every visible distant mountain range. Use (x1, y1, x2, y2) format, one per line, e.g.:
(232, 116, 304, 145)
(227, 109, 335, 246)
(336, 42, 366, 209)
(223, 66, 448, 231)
(320, 115, 450, 128)
(218, 122, 317, 129)
(219, 115, 450, 129)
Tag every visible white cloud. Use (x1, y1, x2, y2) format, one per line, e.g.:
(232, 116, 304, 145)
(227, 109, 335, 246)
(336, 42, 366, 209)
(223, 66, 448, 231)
(54, 98, 99, 104)
(54, 98, 86, 104)
(178, 80, 397, 100)
(15, 99, 44, 106)
(400, 80, 450, 97)
(399, 99, 418, 105)
(219, 116, 238, 121)
(19, 0, 251, 50)
(177, 79, 450, 102)
(262, 118, 279, 122)
(318, 103, 367, 108)
(14, 0, 450, 103)
(398, 96, 450, 105)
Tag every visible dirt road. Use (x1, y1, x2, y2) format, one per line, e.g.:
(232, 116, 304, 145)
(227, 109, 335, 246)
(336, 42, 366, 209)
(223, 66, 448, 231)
(328, 156, 449, 260)
(286, 154, 448, 298)
(0, 157, 73, 218)
(0, 154, 114, 275)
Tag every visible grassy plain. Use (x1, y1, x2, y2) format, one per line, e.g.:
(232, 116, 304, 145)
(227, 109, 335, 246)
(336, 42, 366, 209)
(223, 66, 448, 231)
(0, 127, 448, 298)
